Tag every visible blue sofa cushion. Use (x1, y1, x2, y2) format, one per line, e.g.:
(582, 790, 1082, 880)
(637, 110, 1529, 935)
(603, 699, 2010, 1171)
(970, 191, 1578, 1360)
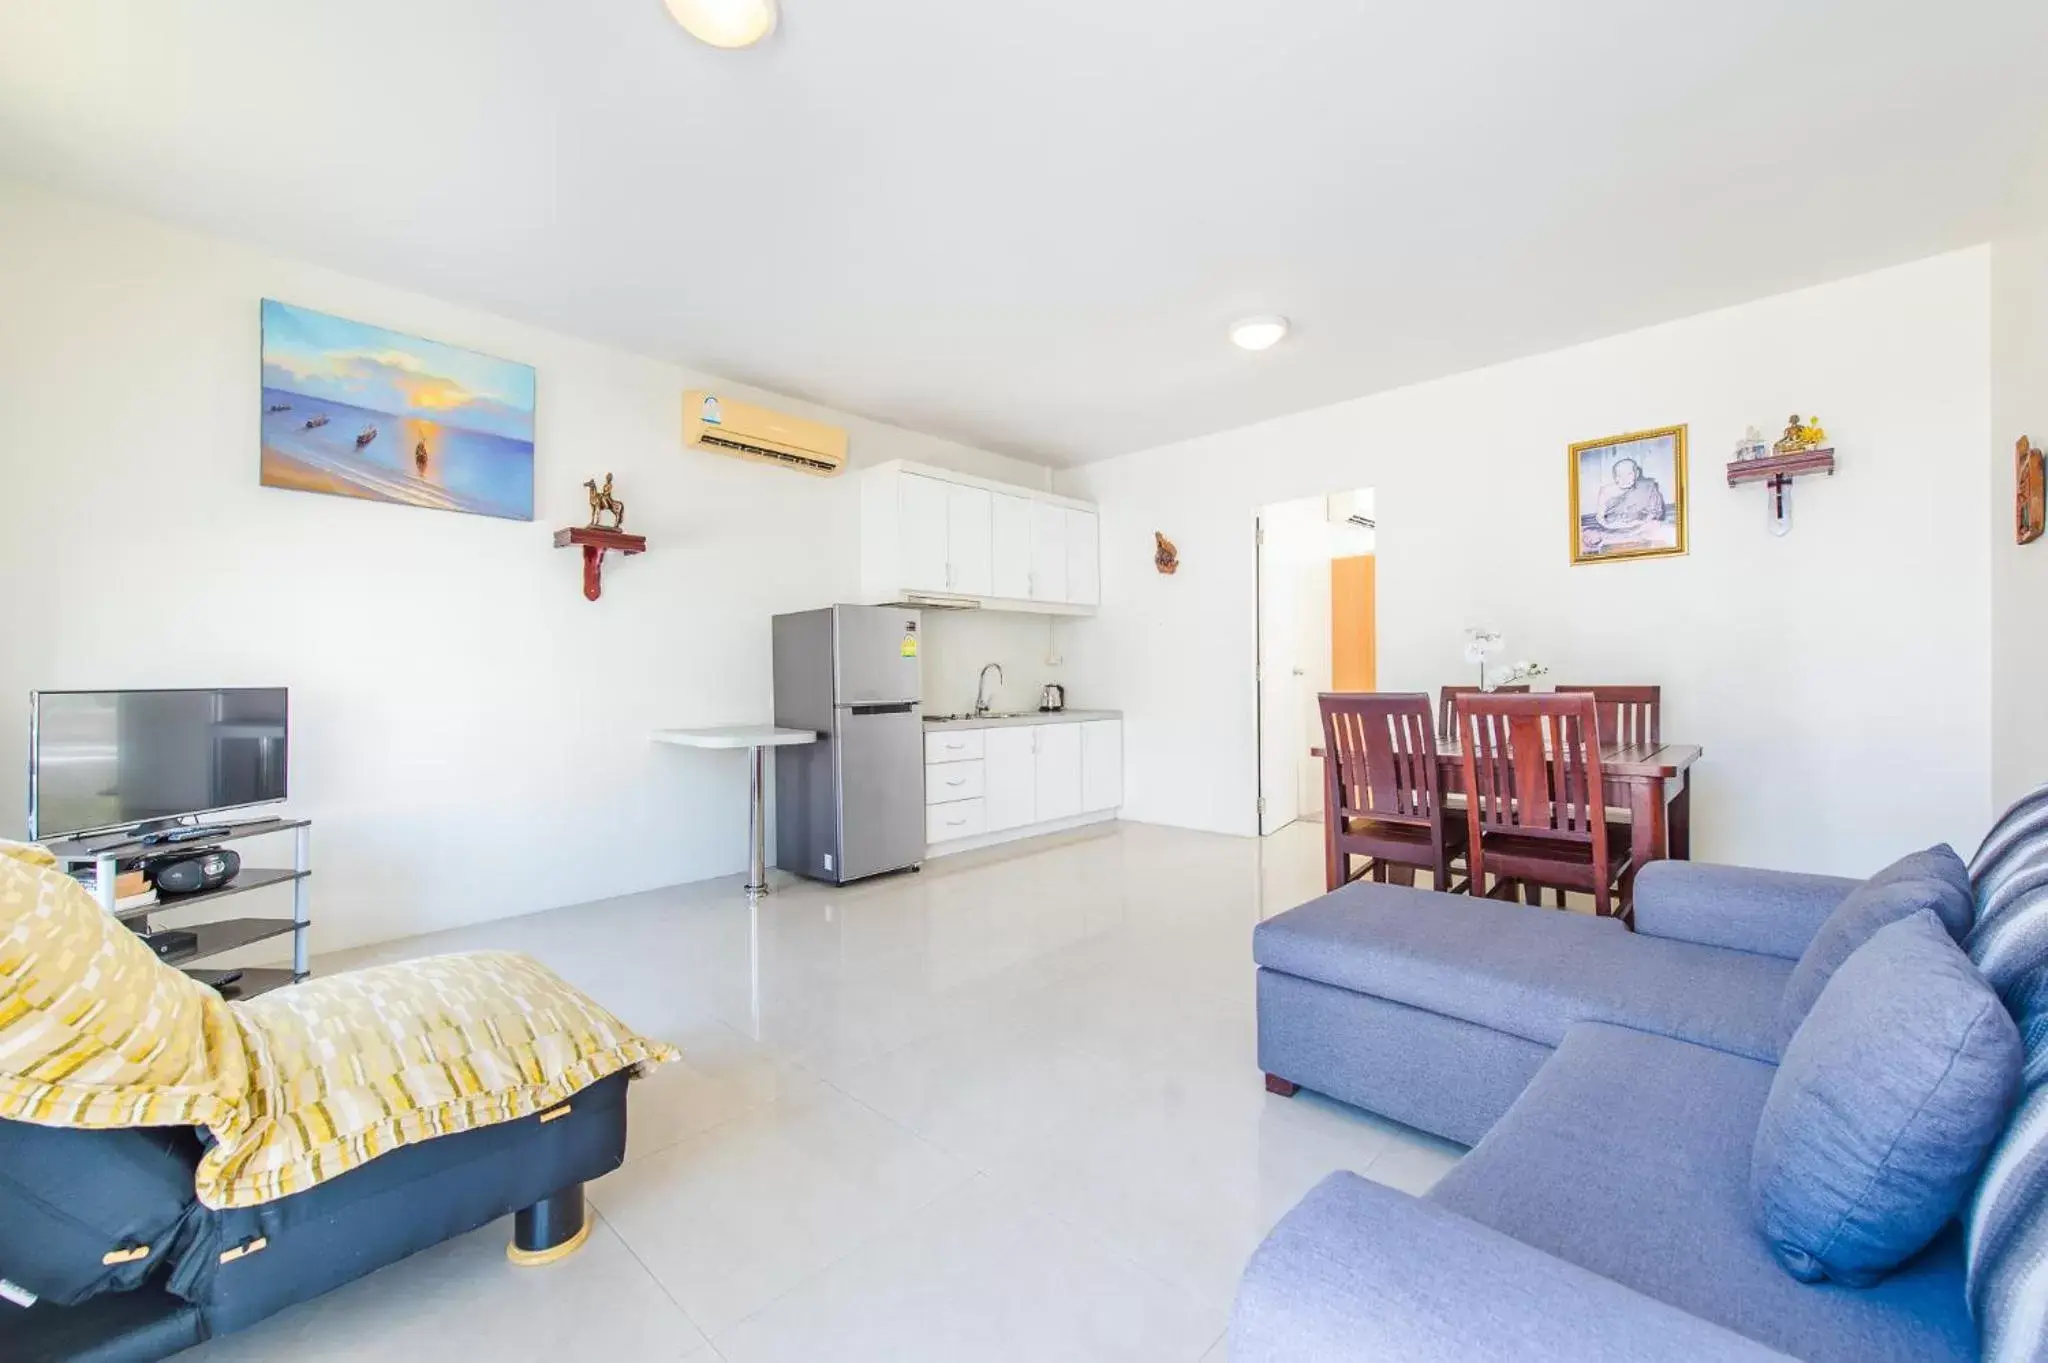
(1755, 911, 2020, 1287)
(1253, 882, 1791, 1063)
(1778, 849, 1975, 1047)
(1430, 1021, 1980, 1363)
(1869, 844, 1974, 936)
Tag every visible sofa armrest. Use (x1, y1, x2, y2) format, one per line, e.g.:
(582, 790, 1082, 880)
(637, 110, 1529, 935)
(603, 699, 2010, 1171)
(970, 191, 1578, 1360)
(1631, 862, 1858, 961)
(1230, 1172, 1791, 1363)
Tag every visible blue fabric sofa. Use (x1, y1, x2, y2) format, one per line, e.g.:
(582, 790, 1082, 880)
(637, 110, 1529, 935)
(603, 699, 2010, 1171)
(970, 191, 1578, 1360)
(1237, 859, 2018, 1362)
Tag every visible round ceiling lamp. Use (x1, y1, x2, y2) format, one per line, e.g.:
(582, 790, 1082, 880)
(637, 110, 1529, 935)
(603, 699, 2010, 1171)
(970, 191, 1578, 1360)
(1229, 315, 1290, 351)
(665, 0, 777, 49)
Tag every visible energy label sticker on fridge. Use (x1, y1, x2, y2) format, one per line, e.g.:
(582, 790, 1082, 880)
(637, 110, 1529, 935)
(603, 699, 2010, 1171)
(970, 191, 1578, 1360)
(901, 634, 918, 658)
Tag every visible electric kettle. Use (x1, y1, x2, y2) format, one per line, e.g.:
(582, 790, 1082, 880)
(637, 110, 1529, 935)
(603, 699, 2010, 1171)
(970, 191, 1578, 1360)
(1039, 684, 1066, 712)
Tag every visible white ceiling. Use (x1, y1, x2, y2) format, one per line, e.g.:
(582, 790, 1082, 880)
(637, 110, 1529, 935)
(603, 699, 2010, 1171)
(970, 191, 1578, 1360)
(3, 1, 2044, 466)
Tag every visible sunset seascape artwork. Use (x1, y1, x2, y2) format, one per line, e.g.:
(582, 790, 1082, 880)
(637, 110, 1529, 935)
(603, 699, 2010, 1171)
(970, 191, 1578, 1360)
(260, 300, 535, 520)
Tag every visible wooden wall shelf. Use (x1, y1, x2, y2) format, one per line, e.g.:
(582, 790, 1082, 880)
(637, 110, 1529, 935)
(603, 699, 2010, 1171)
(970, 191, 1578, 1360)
(1726, 448, 1835, 535)
(1725, 448, 1836, 485)
(553, 526, 647, 601)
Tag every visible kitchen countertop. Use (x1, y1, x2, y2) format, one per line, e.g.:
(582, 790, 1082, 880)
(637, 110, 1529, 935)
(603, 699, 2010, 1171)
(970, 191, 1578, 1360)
(923, 709, 1121, 731)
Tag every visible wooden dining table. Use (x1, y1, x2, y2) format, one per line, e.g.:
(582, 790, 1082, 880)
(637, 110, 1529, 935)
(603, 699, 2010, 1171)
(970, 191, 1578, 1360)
(1307, 738, 1702, 891)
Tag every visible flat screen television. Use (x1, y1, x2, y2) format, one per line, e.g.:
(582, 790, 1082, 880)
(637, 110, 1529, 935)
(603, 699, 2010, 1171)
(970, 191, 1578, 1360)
(28, 688, 289, 841)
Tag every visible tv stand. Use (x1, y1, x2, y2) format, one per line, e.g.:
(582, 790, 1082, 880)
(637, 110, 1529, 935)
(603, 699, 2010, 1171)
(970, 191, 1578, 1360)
(43, 816, 313, 1001)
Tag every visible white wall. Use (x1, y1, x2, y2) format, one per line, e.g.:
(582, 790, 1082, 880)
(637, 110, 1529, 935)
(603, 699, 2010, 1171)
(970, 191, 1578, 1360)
(1992, 228, 2048, 808)
(918, 611, 1061, 717)
(1058, 251, 1995, 875)
(0, 180, 1048, 950)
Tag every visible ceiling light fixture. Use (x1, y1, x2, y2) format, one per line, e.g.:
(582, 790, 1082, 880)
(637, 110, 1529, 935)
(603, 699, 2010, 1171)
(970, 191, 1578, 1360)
(665, 0, 778, 49)
(1229, 315, 1289, 352)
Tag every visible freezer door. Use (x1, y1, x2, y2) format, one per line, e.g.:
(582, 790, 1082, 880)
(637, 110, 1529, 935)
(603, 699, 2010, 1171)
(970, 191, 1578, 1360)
(833, 605, 922, 706)
(835, 704, 927, 880)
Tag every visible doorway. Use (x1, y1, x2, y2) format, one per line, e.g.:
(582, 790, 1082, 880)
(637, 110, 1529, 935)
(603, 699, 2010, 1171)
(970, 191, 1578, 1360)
(1256, 489, 1376, 836)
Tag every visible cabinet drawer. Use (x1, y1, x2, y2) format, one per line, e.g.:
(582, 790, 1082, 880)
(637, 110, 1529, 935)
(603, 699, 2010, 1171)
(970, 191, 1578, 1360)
(924, 729, 985, 763)
(925, 760, 985, 804)
(926, 798, 986, 842)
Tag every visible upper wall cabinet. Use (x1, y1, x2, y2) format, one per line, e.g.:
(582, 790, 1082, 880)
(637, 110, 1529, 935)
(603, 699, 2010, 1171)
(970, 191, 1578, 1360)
(861, 461, 1101, 615)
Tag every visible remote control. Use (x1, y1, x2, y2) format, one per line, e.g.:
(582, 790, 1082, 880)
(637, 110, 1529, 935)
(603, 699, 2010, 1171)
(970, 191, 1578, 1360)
(140, 825, 231, 847)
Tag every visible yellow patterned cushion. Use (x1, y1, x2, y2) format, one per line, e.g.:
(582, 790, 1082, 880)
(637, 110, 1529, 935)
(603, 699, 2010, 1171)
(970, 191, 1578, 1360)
(197, 950, 679, 1209)
(0, 841, 249, 1139)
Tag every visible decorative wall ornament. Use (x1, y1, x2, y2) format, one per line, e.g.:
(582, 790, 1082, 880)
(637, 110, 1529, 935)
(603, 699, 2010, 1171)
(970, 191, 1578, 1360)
(555, 474, 645, 601)
(259, 300, 535, 521)
(585, 473, 627, 531)
(2018, 436, 2045, 546)
(1154, 532, 1179, 574)
(1734, 426, 1769, 462)
(1726, 415, 1836, 537)
(1568, 424, 1689, 565)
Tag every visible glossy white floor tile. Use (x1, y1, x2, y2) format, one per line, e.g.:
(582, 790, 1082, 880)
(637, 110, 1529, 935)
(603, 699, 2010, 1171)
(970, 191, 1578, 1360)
(181, 1210, 708, 1362)
(176, 819, 1461, 1361)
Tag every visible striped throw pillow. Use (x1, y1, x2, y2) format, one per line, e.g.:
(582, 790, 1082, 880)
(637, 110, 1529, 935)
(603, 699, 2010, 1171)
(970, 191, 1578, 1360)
(1971, 865, 2048, 1011)
(1967, 1060, 2048, 1361)
(1975, 785, 2048, 920)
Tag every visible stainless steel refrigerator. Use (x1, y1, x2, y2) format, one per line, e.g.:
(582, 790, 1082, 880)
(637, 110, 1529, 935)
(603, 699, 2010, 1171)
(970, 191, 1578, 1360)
(772, 604, 926, 884)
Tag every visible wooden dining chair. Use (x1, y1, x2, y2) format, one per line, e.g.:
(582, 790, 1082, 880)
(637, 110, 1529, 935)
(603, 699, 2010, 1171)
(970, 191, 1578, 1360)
(1438, 684, 1527, 743)
(1550, 685, 1661, 747)
(1455, 691, 1631, 919)
(1320, 692, 1467, 893)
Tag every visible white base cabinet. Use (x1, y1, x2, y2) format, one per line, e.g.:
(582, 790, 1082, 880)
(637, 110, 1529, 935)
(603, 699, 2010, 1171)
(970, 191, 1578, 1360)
(924, 717, 1121, 855)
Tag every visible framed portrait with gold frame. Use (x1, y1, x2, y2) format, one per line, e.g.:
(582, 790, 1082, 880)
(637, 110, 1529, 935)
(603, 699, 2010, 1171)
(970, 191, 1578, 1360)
(1569, 424, 1688, 565)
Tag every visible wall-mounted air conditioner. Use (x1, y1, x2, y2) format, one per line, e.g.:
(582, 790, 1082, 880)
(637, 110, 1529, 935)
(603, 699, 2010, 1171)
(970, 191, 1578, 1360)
(682, 390, 848, 476)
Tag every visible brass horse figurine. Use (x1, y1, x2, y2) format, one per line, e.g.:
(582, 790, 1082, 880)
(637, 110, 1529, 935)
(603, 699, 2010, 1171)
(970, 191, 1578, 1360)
(584, 473, 626, 531)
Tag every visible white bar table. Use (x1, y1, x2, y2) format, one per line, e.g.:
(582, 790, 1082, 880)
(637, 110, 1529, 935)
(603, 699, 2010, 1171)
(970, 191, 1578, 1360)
(652, 726, 817, 901)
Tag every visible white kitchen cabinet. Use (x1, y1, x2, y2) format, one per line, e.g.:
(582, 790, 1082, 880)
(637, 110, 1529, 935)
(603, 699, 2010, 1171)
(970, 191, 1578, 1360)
(898, 473, 951, 593)
(1033, 722, 1083, 822)
(982, 726, 1037, 831)
(946, 483, 993, 597)
(926, 799, 986, 842)
(1065, 507, 1100, 607)
(862, 461, 1100, 615)
(1030, 502, 1069, 602)
(990, 492, 1034, 600)
(925, 759, 985, 804)
(1080, 719, 1122, 811)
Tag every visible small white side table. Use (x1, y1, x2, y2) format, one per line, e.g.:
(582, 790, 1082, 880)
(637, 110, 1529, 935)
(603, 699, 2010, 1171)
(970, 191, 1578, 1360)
(652, 726, 818, 900)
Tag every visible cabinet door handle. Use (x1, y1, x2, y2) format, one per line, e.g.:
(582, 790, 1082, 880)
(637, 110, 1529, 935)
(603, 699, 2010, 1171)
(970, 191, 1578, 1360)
(946, 818, 966, 827)
(946, 777, 966, 786)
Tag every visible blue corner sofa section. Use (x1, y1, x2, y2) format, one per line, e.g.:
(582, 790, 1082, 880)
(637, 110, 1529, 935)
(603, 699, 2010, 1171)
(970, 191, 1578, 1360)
(1237, 861, 1987, 1362)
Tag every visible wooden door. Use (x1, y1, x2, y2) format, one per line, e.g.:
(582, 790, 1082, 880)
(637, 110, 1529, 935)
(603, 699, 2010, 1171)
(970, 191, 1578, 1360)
(1330, 554, 1376, 691)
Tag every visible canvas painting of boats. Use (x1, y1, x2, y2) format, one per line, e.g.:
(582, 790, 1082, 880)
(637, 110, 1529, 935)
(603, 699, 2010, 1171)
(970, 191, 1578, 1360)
(260, 300, 535, 520)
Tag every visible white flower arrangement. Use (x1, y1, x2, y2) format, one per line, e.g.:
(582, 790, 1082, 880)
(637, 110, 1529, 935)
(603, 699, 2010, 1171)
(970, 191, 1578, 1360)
(1463, 627, 1547, 690)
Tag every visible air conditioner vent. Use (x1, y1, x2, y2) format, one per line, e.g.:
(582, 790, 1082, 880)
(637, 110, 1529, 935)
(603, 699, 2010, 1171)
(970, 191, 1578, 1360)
(682, 391, 848, 476)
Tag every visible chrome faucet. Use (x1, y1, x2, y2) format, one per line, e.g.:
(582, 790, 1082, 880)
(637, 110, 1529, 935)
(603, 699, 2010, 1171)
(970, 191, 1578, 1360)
(974, 662, 1004, 717)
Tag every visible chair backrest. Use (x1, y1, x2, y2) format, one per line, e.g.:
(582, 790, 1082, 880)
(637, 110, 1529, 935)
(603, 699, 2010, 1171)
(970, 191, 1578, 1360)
(1437, 684, 1528, 742)
(1320, 692, 1440, 828)
(1455, 692, 1610, 850)
(1551, 684, 1661, 747)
